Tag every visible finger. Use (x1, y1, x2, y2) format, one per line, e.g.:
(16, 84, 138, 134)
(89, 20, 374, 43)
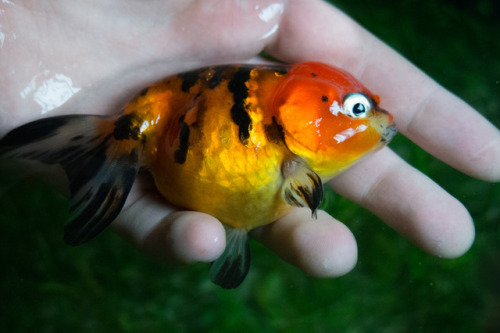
(251, 208, 358, 278)
(268, 0, 500, 181)
(112, 175, 226, 264)
(329, 147, 475, 258)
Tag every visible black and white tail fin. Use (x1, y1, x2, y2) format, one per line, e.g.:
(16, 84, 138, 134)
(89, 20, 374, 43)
(0, 115, 140, 245)
(209, 227, 251, 289)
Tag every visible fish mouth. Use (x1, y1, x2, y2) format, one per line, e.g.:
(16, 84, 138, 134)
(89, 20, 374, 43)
(381, 123, 397, 143)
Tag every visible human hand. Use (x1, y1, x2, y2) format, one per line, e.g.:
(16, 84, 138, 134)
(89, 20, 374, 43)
(1, 0, 499, 278)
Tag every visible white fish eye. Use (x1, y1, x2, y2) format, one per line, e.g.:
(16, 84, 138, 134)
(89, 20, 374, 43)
(342, 93, 372, 118)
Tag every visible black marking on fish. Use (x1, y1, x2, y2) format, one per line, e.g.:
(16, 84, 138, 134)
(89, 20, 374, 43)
(214, 252, 247, 289)
(322, 95, 329, 102)
(0, 114, 140, 246)
(264, 116, 286, 145)
(193, 91, 202, 101)
(209, 228, 250, 289)
(174, 116, 190, 164)
(0, 116, 73, 147)
(271, 66, 290, 75)
(306, 172, 323, 217)
(70, 135, 84, 142)
(311, 72, 318, 77)
(64, 136, 110, 195)
(374, 103, 390, 115)
(114, 114, 141, 141)
(139, 87, 149, 97)
(65, 181, 114, 242)
(227, 68, 252, 144)
(253, 64, 290, 76)
(178, 70, 200, 93)
(284, 188, 303, 207)
(207, 66, 228, 89)
(64, 148, 139, 245)
(264, 65, 291, 75)
(282, 166, 323, 218)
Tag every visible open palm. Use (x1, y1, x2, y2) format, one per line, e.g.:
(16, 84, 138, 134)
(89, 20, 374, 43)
(1, 0, 499, 278)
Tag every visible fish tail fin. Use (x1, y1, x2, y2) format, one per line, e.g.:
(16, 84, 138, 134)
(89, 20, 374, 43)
(0, 115, 141, 245)
(209, 227, 250, 289)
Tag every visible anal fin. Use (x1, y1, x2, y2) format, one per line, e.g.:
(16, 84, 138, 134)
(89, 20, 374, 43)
(209, 228, 250, 289)
(281, 158, 323, 217)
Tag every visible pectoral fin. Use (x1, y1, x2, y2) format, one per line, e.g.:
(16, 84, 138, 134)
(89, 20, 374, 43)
(281, 158, 323, 217)
(209, 227, 250, 289)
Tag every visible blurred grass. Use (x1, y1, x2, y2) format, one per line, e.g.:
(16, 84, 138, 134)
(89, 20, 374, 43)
(1, 0, 499, 332)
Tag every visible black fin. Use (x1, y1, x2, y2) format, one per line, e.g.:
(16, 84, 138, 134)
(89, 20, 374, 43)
(0, 115, 140, 245)
(209, 228, 250, 289)
(281, 158, 323, 217)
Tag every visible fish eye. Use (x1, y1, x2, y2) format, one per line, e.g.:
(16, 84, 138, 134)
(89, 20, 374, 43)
(343, 93, 372, 118)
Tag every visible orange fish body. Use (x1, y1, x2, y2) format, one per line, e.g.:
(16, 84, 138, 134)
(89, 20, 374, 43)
(0, 62, 396, 288)
(123, 66, 293, 230)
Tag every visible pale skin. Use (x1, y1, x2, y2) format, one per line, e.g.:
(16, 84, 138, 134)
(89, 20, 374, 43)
(1, 0, 499, 278)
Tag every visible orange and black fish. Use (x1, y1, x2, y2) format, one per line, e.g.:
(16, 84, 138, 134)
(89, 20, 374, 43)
(0, 62, 396, 288)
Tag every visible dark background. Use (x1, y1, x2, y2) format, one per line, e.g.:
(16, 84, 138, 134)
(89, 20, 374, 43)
(1, 0, 499, 331)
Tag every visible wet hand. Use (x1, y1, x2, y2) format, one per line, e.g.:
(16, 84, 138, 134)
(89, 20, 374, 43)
(2, 0, 498, 278)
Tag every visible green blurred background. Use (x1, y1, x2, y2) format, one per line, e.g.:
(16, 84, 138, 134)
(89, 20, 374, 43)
(1, 0, 499, 332)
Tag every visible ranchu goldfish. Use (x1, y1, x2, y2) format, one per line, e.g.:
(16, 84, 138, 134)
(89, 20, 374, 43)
(0, 62, 396, 288)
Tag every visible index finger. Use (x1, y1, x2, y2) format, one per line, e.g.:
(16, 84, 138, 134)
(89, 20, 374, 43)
(266, 0, 500, 181)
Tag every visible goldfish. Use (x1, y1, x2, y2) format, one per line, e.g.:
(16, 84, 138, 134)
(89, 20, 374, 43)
(0, 62, 396, 289)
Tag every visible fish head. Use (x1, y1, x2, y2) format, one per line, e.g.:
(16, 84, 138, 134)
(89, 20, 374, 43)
(274, 62, 396, 179)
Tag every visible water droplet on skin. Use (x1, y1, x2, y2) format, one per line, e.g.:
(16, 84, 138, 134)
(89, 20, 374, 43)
(257, 3, 284, 40)
(19, 71, 81, 115)
(258, 3, 284, 22)
(34, 74, 82, 114)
